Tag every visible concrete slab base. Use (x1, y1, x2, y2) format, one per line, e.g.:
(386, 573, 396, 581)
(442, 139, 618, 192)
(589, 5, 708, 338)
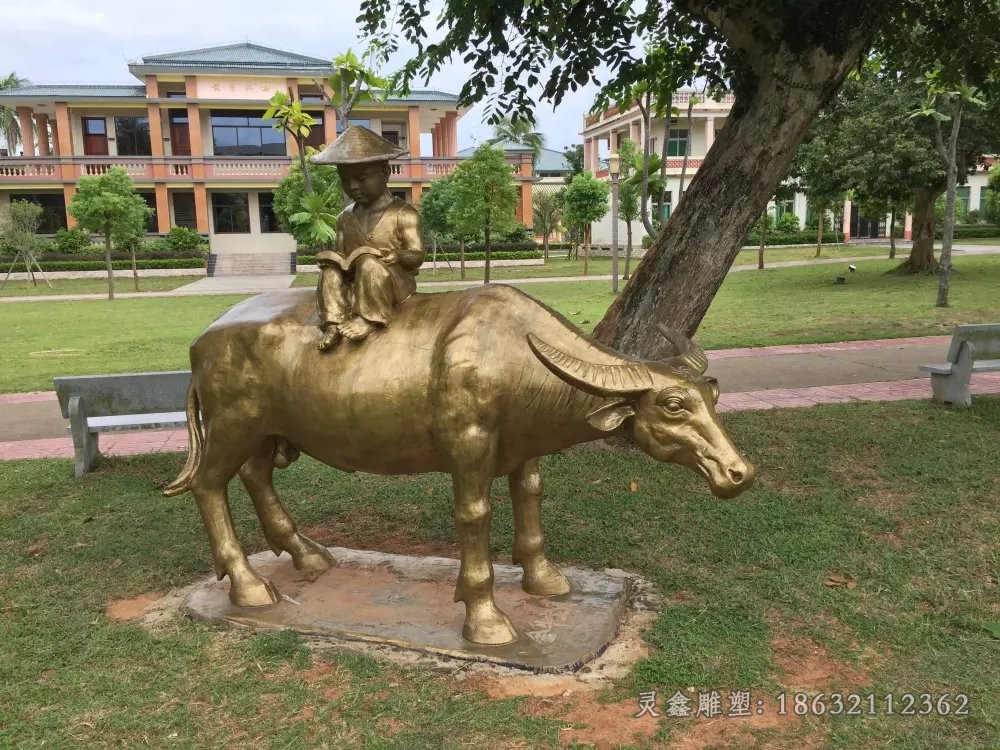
(186, 546, 640, 673)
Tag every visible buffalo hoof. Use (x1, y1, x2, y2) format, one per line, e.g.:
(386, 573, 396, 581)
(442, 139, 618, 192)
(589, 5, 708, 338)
(229, 573, 280, 608)
(288, 535, 334, 572)
(464, 605, 518, 646)
(522, 559, 571, 596)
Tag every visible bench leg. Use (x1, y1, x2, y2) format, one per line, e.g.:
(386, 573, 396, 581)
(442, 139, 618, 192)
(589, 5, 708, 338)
(68, 396, 100, 477)
(929, 372, 972, 409)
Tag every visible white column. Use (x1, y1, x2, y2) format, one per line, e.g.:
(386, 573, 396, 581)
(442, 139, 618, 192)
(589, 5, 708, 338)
(705, 116, 716, 153)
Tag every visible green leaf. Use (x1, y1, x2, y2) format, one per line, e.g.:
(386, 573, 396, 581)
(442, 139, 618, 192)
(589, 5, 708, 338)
(983, 622, 1000, 639)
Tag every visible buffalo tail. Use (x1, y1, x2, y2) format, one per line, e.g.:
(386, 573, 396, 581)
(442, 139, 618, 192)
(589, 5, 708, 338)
(163, 381, 203, 497)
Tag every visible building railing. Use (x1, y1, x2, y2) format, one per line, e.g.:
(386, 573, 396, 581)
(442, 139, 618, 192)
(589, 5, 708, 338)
(0, 153, 533, 183)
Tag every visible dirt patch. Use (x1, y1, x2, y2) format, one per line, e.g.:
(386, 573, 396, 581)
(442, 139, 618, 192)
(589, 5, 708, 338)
(772, 633, 869, 691)
(378, 717, 402, 736)
(299, 522, 459, 559)
(105, 592, 163, 622)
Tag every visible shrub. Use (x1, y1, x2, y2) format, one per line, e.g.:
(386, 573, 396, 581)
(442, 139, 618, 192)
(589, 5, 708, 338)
(162, 225, 208, 253)
(745, 229, 844, 246)
(32, 258, 205, 272)
(641, 235, 653, 249)
(935, 224, 1000, 239)
(498, 224, 534, 243)
(960, 209, 981, 225)
(775, 212, 800, 232)
(52, 227, 95, 253)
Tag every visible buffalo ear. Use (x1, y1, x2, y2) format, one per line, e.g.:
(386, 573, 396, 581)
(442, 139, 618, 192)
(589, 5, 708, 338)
(586, 400, 636, 432)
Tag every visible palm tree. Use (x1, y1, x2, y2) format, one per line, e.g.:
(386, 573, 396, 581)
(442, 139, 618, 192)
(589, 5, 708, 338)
(0, 72, 30, 156)
(488, 116, 545, 168)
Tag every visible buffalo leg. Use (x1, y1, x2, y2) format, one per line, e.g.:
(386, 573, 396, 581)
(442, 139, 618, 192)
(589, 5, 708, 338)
(238, 439, 333, 572)
(192, 431, 279, 608)
(509, 459, 571, 596)
(451, 431, 517, 645)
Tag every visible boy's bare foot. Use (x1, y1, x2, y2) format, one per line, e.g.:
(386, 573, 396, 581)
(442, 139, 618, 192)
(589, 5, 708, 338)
(317, 328, 341, 351)
(338, 317, 377, 341)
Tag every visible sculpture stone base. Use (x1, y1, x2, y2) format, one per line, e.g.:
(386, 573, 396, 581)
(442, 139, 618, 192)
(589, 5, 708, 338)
(185, 546, 635, 673)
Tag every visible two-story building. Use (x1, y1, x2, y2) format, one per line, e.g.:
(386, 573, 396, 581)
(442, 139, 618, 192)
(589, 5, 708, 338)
(0, 43, 536, 274)
(582, 89, 995, 245)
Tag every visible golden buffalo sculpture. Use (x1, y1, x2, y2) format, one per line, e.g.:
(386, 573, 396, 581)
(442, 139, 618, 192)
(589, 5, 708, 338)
(165, 284, 754, 645)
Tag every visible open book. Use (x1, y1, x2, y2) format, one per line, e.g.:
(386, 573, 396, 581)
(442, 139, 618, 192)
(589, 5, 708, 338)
(315, 246, 382, 272)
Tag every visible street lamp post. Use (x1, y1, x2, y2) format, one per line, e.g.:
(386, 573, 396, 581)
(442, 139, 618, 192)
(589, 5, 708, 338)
(609, 152, 621, 294)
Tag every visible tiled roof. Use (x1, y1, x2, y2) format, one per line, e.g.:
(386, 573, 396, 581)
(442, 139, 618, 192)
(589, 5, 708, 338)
(0, 84, 147, 98)
(136, 42, 330, 70)
(458, 142, 571, 173)
(389, 89, 460, 102)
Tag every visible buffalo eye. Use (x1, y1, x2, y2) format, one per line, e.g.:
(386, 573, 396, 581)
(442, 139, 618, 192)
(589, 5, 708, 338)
(663, 396, 686, 414)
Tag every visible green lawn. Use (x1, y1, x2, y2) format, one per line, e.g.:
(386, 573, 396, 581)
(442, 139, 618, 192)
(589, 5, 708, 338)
(5, 255, 1000, 393)
(0, 275, 202, 297)
(294, 244, 882, 287)
(954, 237, 1000, 245)
(2, 399, 998, 748)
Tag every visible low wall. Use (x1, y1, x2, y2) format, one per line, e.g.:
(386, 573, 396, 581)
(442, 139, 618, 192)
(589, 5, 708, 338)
(296, 258, 545, 273)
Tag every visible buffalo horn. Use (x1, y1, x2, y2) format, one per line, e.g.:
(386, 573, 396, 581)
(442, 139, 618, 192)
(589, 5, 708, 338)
(527, 334, 653, 397)
(656, 323, 708, 374)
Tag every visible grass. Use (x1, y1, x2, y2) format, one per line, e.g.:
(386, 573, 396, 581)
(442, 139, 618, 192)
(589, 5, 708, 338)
(293, 244, 884, 288)
(0, 275, 203, 297)
(1, 399, 998, 747)
(5, 254, 1000, 393)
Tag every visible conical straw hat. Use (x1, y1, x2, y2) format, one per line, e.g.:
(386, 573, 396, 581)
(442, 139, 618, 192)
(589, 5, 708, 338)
(311, 125, 408, 165)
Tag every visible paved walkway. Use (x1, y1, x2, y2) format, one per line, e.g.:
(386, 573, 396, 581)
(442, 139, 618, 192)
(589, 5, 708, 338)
(4, 244, 998, 303)
(3, 334, 998, 462)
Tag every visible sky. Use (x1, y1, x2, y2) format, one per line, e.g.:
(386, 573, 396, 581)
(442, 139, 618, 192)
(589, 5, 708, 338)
(0, 0, 603, 153)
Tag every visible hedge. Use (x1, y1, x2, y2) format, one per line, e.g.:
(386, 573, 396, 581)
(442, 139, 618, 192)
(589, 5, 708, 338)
(4, 258, 207, 272)
(17, 250, 208, 263)
(745, 230, 845, 246)
(936, 224, 1000, 239)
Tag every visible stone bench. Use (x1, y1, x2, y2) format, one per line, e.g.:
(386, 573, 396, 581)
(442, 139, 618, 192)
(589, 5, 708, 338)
(919, 324, 1000, 408)
(53, 371, 191, 477)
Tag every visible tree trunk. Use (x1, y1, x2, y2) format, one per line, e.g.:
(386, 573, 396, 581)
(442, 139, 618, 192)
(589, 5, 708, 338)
(104, 227, 114, 301)
(936, 102, 964, 308)
(678, 93, 697, 200)
(657, 96, 672, 218)
(298, 135, 313, 195)
(483, 224, 492, 284)
(130, 245, 139, 291)
(542, 232, 549, 261)
(459, 238, 466, 280)
(815, 212, 824, 258)
(898, 187, 942, 274)
(593, 41, 870, 358)
(624, 221, 633, 280)
(888, 208, 896, 259)
(638, 95, 656, 236)
(758, 212, 766, 269)
(583, 225, 591, 275)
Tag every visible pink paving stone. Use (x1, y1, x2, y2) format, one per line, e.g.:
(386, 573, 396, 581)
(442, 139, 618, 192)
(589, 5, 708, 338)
(708, 335, 951, 360)
(0, 391, 58, 404)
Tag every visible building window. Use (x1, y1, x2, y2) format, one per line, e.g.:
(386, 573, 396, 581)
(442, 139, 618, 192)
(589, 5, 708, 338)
(336, 118, 370, 135)
(9, 192, 67, 234)
(667, 129, 689, 157)
(212, 192, 250, 233)
(382, 130, 400, 146)
(210, 110, 286, 156)
(115, 116, 152, 156)
(304, 112, 325, 149)
(654, 191, 672, 221)
(138, 192, 157, 233)
(390, 190, 407, 202)
(956, 186, 971, 216)
(173, 193, 197, 229)
(776, 197, 795, 217)
(165, 91, 187, 99)
(258, 192, 280, 233)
